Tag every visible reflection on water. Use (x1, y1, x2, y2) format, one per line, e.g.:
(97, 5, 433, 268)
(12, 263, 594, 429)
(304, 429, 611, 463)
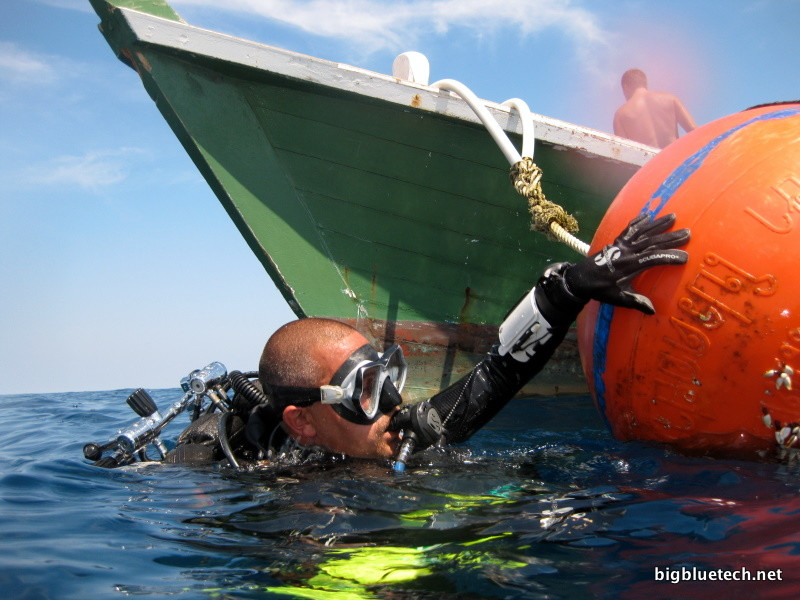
(1, 391, 799, 599)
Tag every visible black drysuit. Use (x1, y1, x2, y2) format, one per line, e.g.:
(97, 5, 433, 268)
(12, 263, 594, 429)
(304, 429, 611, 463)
(167, 264, 586, 463)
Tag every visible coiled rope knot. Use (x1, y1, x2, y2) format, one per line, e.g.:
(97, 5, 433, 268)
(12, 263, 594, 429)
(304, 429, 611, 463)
(510, 157, 580, 239)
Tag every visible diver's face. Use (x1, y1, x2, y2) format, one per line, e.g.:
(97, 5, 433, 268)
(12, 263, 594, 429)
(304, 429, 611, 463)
(305, 402, 401, 459)
(303, 330, 402, 459)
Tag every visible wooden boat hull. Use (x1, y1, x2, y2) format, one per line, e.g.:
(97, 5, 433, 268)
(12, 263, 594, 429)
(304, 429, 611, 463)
(89, 0, 655, 400)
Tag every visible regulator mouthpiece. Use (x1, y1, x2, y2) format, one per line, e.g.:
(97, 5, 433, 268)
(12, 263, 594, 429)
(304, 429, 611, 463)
(390, 401, 444, 472)
(393, 433, 416, 473)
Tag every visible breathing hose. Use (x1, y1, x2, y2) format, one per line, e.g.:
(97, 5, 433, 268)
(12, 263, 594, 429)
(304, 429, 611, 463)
(217, 411, 240, 469)
(229, 370, 268, 413)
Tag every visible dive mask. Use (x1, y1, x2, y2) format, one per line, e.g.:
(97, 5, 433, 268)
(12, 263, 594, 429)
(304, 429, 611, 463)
(267, 344, 407, 424)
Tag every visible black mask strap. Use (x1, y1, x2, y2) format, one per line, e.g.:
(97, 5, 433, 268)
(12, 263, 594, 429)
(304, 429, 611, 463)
(266, 344, 396, 426)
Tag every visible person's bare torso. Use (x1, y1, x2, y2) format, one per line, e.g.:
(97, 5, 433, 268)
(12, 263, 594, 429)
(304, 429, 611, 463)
(614, 89, 682, 148)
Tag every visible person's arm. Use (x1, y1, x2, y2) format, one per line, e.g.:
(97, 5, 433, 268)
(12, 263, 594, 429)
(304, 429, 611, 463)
(429, 213, 690, 445)
(674, 97, 697, 134)
(613, 108, 627, 138)
(428, 263, 582, 444)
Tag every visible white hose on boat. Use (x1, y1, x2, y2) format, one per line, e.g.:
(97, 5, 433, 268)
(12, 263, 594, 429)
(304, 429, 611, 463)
(432, 79, 527, 165)
(431, 79, 590, 256)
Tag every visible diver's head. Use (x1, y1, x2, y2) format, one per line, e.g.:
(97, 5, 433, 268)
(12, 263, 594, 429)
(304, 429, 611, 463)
(258, 318, 406, 458)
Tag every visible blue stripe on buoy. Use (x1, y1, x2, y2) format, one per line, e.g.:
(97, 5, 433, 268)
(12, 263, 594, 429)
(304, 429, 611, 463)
(643, 106, 800, 218)
(592, 302, 615, 429)
(591, 106, 800, 429)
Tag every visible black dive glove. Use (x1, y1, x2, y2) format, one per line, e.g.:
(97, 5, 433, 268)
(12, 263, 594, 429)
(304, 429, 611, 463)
(564, 213, 690, 314)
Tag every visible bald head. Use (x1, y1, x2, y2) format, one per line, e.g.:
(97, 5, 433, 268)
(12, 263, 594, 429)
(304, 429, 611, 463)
(258, 318, 364, 389)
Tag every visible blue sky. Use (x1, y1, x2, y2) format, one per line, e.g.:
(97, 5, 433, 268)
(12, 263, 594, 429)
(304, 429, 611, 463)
(1, 0, 798, 394)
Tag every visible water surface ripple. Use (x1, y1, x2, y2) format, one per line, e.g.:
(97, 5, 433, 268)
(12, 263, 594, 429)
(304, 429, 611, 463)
(1, 391, 798, 599)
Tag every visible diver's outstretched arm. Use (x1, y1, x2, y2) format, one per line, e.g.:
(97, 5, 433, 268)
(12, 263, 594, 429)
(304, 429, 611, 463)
(429, 213, 689, 445)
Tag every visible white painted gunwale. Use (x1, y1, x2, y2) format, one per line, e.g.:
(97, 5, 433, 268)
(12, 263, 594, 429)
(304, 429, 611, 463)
(119, 7, 657, 167)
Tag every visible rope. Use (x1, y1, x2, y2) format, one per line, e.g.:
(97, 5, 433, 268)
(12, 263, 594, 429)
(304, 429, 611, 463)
(509, 158, 589, 255)
(431, 79, 589, 256)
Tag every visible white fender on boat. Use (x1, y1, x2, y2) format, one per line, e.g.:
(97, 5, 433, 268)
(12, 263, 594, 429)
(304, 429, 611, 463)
(392, 51, 430, 86)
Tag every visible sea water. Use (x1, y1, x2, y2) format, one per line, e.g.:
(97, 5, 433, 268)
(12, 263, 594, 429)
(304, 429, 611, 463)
(1, 390, 799, 600)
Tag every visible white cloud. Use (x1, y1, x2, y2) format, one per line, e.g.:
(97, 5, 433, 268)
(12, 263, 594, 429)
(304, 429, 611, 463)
(0, 42, 59, 85)
(27, 148, 147, 190)
(172, 0, 607, 57)
(34, 0, 93, 12)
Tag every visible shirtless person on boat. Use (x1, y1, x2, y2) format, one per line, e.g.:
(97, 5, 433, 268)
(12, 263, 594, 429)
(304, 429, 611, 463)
(168, 214, 689, 469)
(613, 69, 697, 149)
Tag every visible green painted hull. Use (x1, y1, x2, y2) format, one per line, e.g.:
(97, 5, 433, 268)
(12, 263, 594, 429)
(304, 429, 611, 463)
(90, 0, 656, 400)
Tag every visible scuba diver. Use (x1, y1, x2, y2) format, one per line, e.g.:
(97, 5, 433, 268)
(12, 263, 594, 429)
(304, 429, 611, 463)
(155, 213, 689, 471)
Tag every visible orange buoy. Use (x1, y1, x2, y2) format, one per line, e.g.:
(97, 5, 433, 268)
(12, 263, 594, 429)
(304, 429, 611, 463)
(577, 102, 800, 455)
